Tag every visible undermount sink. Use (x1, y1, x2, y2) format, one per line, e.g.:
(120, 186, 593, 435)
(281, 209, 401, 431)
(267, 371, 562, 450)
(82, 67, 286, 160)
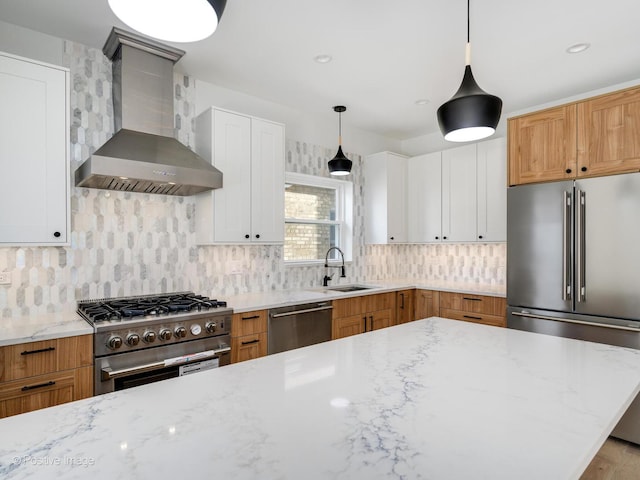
(325, 285, 374, 292)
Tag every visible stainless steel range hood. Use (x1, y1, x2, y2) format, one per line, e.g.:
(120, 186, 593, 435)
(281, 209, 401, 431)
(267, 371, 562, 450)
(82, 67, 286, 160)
(75, 28, 222, 196)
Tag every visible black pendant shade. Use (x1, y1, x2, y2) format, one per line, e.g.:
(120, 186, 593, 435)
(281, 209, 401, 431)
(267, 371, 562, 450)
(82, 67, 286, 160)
(437, 65, 502, 142)
(329, 106, 352, 176)
(437, 0, 502, 142)
(207, 0, 227, 20)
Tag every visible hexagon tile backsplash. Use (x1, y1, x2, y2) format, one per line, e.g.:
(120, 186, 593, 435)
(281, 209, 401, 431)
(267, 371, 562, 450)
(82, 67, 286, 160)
(0, 40, 505, 319)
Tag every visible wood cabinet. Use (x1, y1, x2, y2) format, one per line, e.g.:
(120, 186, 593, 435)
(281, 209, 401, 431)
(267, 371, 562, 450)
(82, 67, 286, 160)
(195, 107, 284, 244)
(332, 293, 396, 339)
(396, 289, 415, 324)
(364, 152, 409, 244)
(0, 335, 93, 418)
(509, 85, 640, 186)
(414, 289, 440, 320)
(0, 52, 69, 245)
(577, 86, 640, 177)
(231, 310, 268, 363)
(439, 292, 506, 327)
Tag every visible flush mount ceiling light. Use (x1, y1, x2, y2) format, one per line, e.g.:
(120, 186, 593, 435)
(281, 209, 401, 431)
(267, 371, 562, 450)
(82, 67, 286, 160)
(328, 106, 352, 176)
(108, 0, 227, 43)
(314, 54, 333, 64)
(437, 0, 502, 142)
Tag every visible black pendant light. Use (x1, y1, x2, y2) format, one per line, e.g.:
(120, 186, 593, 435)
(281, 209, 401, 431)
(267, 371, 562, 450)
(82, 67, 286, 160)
(108, 0, 227, 43)
(328, 106, 352, 176)
(437, 0, 502, 142)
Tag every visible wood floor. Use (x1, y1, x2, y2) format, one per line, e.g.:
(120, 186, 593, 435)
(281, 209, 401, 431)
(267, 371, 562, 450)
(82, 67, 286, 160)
(580, 437, 640, 479)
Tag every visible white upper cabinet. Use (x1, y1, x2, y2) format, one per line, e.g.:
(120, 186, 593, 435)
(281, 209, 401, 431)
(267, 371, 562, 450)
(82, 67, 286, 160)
(195, 107, 284, 244)
(408, 152, 442, 242)
(477, 137, 507, 241)
(442, 144, 477, 242)
(403, 137, 507, 244)
(364, 152, 408, 244)
(0, 52, 69, 245)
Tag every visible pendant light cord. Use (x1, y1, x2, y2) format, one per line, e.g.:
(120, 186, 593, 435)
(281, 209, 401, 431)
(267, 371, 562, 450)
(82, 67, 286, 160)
(338, 111, 342, 146)
(465, 0, 471, 66)
(467, 0, 470, 43)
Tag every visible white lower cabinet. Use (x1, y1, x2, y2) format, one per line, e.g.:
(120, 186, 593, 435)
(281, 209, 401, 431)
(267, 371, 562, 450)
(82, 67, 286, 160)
(0, 52, 69, 245)
(364, 152, 408, 244)
(195, 107, 284, 244)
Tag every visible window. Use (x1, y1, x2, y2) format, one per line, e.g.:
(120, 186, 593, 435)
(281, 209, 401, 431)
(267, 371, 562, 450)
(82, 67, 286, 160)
(284, 172, 353, 263)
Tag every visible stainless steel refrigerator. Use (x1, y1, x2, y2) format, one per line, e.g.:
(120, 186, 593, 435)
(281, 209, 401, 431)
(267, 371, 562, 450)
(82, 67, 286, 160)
(507, 172, 640, 445)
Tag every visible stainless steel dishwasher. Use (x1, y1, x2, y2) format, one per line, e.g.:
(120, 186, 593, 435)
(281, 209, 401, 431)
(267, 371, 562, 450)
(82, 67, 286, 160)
(268, 302, 333, 354)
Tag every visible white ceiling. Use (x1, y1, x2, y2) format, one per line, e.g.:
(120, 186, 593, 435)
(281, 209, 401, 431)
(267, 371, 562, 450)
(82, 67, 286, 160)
(1, 0, 640, 140)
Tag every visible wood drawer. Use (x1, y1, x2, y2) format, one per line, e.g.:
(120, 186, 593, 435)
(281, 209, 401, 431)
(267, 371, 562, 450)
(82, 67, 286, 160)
(365, 292, 396, 313)
(439, 292, 506, 316)
(440, 308, 506, 328)
(231, 333, 267, 363)
(332, 297, 366, 319)
(0, 335, 93, 383)
(0, 365, 93, 418)
(231, 310, 267, 337)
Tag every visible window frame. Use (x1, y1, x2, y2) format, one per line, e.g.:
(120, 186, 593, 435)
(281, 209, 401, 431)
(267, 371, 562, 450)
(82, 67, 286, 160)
(284, 172, 353, 265)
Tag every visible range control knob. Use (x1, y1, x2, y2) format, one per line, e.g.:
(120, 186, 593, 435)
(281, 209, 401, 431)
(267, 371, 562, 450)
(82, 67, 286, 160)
(205, 322, 217, 333)
(190, 324, 202, 336)
(126, 334, 140, 346)
(143, 330, 156, 343)
(107, 336, 123, 350)
(174, 326, 187, 338)
(159, 328, 172, 341)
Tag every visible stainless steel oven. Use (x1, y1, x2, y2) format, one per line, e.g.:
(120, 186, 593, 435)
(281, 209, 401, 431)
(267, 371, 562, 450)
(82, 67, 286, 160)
(77, 292, 233, 395)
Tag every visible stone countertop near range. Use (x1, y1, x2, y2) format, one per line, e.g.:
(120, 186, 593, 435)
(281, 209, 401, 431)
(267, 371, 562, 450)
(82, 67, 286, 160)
(0, 310, 93, 347)
(1, 317, 638, 480)
(226, 279, 505, 313)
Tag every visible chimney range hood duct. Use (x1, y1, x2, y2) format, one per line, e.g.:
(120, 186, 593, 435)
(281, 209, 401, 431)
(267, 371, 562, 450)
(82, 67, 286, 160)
(75, 27, 222, 196)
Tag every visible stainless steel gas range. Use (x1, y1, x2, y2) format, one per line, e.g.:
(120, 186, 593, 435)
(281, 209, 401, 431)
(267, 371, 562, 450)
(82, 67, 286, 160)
(77, 292, 233, 395)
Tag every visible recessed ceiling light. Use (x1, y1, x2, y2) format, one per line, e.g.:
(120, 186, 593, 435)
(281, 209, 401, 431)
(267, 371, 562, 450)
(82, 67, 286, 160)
(314, 54, 332, 64)
(415, 99, 430, 106)
(566, 43, 590, 54)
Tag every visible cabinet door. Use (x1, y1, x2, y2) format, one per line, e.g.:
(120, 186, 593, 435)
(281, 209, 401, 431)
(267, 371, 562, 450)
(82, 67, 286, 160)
(386, 154, 407, 243)
(442, 144, 477, 242)
(231, 333, 267, 363)
(251, 118, 284, 243)
(369, 309, 392, 331)
(396, 289, 415, 324)
(415, 289, 440, 320)
(211, 110, 252, 242)
(332, 314, 366, 339)
(577, 86, 640, 177)
(408, 152, 442, 242)
(508, 105, 577, 186)
(0, 53, 68, 244)
(477, 138, 507, 241)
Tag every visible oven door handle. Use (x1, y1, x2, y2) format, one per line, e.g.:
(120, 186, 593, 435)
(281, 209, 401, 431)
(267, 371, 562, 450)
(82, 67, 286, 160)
(101, 347, 231, 381)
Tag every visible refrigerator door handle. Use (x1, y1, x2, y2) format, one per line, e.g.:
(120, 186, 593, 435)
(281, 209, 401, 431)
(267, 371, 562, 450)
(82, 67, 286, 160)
(511, 311, 640, 332)
(576, 189, 586, 302)
(562, 191, 572, 301)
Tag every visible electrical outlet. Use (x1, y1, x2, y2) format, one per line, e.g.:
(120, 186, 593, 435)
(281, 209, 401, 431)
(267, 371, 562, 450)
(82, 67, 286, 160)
(0, 272, 10, 285)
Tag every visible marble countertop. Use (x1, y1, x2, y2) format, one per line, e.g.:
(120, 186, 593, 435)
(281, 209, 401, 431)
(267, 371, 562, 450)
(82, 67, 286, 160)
(1, 317, 638, 480)
(227, 279, 505, 313)
(0, 280, 504, 344)
(0, 311, 92, 347)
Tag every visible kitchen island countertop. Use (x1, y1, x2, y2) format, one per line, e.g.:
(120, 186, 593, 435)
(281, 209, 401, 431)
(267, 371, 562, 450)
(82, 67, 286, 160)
(1, 317, 638, 480)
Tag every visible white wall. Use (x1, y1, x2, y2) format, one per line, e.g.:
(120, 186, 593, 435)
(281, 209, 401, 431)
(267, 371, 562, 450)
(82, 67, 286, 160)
(195, 80, 401, 156)
(0, 20, 64, 66)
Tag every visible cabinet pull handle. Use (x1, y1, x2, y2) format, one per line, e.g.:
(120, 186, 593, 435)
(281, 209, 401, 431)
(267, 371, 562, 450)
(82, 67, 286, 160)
(435, 236, 439, 240)
(21, 381, 56, 391)
(369, 315, 374, 331)
(241, 315, 260, 320)
(53, 232, 61, 238)
(241, 339, 260, 346)
(363, 316, 367, 331)
(462, 297, 482, 302)
(443, 236, 447, 240)
(581, 166, 587, 172)
(463, 315, 483, 320)
(566, 168, 572, 174)
(245, 234, 250, 239)
(21, 346, 56, 356)
(400, 293, 405, 309)
(255, 234, 261, 239)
